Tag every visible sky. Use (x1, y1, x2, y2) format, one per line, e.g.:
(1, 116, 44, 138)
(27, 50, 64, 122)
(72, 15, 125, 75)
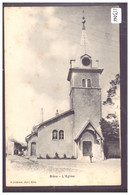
(4, 5, 120, 142)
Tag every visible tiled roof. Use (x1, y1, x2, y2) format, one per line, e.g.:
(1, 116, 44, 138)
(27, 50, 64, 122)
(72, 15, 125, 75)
(38, 109, 74, 129)
(10, 138, 27, 147)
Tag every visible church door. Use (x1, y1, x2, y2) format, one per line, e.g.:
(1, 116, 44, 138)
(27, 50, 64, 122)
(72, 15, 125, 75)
(83, 141, 92, 156)
(31, 142, 36, 156)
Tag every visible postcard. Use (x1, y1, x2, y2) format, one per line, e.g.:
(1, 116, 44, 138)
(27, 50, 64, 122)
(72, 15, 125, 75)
(3, 3, 127, 192)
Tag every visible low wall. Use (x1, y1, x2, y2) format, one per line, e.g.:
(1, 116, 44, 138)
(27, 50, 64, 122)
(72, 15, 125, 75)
(104, 140, 120, 158)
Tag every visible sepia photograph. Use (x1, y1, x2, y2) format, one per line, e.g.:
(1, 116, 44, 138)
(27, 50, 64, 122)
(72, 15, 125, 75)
(3, 3, 127, 192)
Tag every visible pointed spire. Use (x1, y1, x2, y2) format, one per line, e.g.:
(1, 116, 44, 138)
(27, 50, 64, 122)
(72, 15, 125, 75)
(73, 12, 92, 68)
(80, 12, 87, 55)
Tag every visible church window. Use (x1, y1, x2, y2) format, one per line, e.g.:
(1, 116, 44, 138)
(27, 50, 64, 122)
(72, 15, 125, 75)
(82, 79, 86, 87)
(87, 79, 91, 87)
(52, 130, 58, 140)
(82, 79, 92, 88)
(59, 130, 64, 140)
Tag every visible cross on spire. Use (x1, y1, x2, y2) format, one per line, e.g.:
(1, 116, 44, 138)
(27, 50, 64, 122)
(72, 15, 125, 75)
(82, 11, 86, 30)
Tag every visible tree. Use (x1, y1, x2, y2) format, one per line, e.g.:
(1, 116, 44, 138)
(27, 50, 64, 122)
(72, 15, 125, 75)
(103, 73, 120, 106)
(100, 118, 119, 140)
(100, 74, 120, 140)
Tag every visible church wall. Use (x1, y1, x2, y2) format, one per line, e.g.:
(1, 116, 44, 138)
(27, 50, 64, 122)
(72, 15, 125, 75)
(37, 115, 74, 158)
(27, 135, 38, 156)
(105, 140, 120, 158)
(72, 72, 99, 88)
(71, 88, 101, 137)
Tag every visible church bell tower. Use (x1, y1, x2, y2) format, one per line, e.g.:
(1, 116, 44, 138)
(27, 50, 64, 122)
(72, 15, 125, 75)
(67, 15, 103, 139)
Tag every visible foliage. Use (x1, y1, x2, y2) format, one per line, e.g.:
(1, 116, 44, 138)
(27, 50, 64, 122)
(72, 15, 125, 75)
(103, 74, 120, 105)
(37, 155, 44, 159)
(54, 152, 59, 159)
(71, 155, 76, 159)
(44, 153, 76, 160)
(100, 118, 119, 140)
(46, 154, 51, 159)
(63, 154, 67, 159)
(100, 74, 120, 140)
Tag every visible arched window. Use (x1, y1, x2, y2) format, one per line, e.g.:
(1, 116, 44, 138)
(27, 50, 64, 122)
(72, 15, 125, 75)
(87, 79, 91, 87)
(82, 79, 86, 87)
(59, 130, 64, 140)
(52, 130, 58, 140)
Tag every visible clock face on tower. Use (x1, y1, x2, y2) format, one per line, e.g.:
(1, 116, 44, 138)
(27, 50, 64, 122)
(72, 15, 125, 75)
(82, 57, 91, 66)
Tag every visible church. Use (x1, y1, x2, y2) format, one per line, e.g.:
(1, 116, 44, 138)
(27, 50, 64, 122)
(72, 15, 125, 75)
(25, 15, 104, 161)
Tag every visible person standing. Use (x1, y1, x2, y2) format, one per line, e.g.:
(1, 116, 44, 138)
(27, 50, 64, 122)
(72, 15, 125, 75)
(90, 151, 93, 163)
